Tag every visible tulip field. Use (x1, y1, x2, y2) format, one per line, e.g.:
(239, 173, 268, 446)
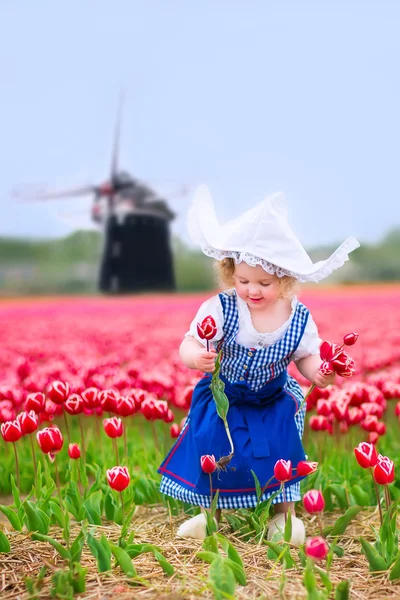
(1, 284, 400, 599)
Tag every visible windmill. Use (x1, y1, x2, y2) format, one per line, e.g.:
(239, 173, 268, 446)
(14, 100, 183, 294)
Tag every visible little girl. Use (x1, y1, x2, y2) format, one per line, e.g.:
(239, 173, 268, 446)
(158, 186, 359, 543)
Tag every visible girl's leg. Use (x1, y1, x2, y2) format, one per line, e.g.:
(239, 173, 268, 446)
(273, 501, 295, 516)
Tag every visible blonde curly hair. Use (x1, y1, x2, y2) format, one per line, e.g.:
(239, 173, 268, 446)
(214, 258, 299, 299)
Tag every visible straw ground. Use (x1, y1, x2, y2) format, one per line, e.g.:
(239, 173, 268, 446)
(1, 505, 400, 600)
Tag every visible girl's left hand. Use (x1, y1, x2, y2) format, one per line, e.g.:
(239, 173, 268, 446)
(313, 370, 335, 389)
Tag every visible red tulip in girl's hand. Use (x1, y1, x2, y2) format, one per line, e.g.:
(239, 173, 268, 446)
(303, 490, 325, 514)
(197, 315, 217, 351)
(68, 443, 81, 459)
(107, 466, 130, 491)
(273, 459, 292, 482)
(296, 461, 318, 476)
(296, 332, 358, 415)
(200, 454, 217, 474)
(305, 536, 329, 561)
(354, 441, 378, 469)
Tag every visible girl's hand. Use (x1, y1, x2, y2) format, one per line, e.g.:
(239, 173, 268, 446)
(194, 348, 218, 373)
(314, 370, 335, 389)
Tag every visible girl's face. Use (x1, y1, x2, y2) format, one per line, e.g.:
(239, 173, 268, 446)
(234, 262, 281, 310)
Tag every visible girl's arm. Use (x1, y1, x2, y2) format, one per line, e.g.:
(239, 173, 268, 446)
(295, 354, 335, 388)
(179, 336, 217, 373)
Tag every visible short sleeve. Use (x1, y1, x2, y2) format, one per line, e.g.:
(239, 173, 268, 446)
(292, 313, 322, 362)
(185, 295, 224, 347)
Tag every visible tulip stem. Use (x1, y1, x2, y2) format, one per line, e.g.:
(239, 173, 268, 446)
(295, 383, 315, 416)
(123, 422, 128, 460)
(385, 485, 391, 511)
(206, 340, 210, 352)
(209, 473, 213, 510)
(29, 434, 38, 490)
(120, 491, 125, 523)
(63, 412, 71, 444)
(114, 440, 120, 466)
(13, 442, 20, 489)
(151, 421, 160, 455)
(78, 416, 86, 461)
(371, 470, 383, 526)
(282, 484, 287, 524)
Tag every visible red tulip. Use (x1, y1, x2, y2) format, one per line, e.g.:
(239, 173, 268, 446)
(47, 381, 70, 405)
(99, 389, 118, 413)
(305, 536, 329, 561)
(354, 441, 378, 468)
(141, 398, 156, 420)
(368, 432, 379, 445)
(68, 443, 81, 459)
(103, 417, 123, 438)
(25, 392, 46, 413)
(107, 466, 130, 491)
(17, 410, 39, 435)
(116, 396, 135, 417)
(303, 489, 325, 514)
(200, 454, 217, 474)
(81, 387, 99, 409)
(376, 421, 386, 436)
(297, 461, 318, 477)
(373, 455, 394, 485)
(37, 426, 63, 454)
(197, 315, 217, 341)
(64, 394, 84, 415)
(170, 423, 180, 438)
(1, 420, 22, 442)
(273, 459, 292, 482)
(164, 408, 174, 423)
(343, 332, 359, 346)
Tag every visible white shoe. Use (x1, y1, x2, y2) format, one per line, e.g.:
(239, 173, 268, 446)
(267, 513, 306, 547)
(176, 513, 218, 540)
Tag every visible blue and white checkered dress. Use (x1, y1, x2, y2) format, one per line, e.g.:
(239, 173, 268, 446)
(159, 291, 309, 509)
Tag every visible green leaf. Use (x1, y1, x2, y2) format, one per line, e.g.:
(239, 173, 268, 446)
(31, 532, 71, 560)
(203, 534, 219, 553)
(71, 562, 87, 594)
(70, 530, 85, 564)
(104, 491, 116, 521)
(389, 550, 400, 580)
(335, 579, 350, 600)
(215, 533, 244, 570)
(251, 470, 262, 504)
(303, 560, 317, 592)
(359, 537, 388, 572)
(283, 511, 292, 543)
(329, 484, 349, 510)
(351, 484, 370, 507)
(23, 501, 49, 534)
(265, 541, 295, 569)
(49, 500, 64, 527)
(110, 543, 137, 578)
(210, 353, 230, 421)
(0, 530, 10, 553)
(314, 566, 332, 594)
(209, 555, 236, 599)
(10, 474, 22, 510)
(330, 506, 362, 536)
(0, 505, 22, 531)
(87, 532, 111, 572)
(153, 549, 175, 576)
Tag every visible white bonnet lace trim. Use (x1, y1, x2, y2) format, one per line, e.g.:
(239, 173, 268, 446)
(199, 236, 359, 283)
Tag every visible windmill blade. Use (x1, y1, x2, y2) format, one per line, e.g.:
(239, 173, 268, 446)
(110, 92, 125, 181)
(13, 184, 96, 202)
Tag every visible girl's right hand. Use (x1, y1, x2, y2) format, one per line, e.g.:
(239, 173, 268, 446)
(194, 348, 218, 373)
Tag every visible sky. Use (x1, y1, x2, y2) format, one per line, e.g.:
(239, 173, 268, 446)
(1, 0, 400, 249)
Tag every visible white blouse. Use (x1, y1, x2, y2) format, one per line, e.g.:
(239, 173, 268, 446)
(185, 291, 321, 362)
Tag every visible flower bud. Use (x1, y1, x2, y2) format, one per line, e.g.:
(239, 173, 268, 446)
(200, 454, 217, 474)
(305, 536, 329, 561)
(343, 332, 359, 346)
(303, 489, 325, 514)
(68, 443, 81, 459)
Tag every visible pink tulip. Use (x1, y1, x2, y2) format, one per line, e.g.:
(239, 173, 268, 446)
(200, 454, 217, 474)
(273, 459, 292, 482)
(303, 490, 325, 514)
(107, 466, 130, 491)
(354, 441, 378, 468)
(305, 536, 329, 560)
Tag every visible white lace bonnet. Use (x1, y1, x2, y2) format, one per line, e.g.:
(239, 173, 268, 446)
(187, 185, 360, 283)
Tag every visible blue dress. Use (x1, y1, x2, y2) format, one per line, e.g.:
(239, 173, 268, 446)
(159, 291, 309, 509)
